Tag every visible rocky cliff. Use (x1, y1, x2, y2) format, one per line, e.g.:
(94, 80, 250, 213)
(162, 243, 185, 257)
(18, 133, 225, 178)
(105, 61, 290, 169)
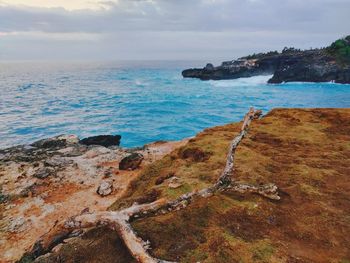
(182, 36, 350, 84)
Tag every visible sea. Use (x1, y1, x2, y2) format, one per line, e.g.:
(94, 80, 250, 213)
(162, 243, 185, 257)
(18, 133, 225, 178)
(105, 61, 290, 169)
(1, 61, 350, 149)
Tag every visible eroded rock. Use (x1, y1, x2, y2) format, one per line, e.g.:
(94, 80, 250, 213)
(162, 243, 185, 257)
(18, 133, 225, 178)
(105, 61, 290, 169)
(119, 153, 144, 170)
(33, 167, 56, 179)
(97, 180, 113, 196)
(31, 135, 79, 149)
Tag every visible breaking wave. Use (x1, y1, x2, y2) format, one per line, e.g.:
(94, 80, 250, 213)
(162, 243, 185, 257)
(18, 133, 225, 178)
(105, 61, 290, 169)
(1, 61, 349, 149)
(209, 75, 273, 87)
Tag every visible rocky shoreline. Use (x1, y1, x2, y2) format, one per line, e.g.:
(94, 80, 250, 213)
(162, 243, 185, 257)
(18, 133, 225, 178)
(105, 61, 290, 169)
(1, 108, 350, 262)
(182, 36, 350, 84)
(0, 134, 187, 262)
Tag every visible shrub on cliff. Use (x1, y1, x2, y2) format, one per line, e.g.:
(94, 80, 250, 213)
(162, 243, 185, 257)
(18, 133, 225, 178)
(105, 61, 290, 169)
(328, 35, 350, 64)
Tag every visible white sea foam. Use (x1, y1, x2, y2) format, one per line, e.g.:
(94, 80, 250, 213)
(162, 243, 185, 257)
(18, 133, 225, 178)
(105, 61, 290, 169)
(209, 75, 273, 87)
(1, 62, 348, 149)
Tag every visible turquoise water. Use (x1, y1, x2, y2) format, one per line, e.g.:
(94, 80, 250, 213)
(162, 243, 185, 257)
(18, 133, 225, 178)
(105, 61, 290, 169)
(1, 61, 350, 149)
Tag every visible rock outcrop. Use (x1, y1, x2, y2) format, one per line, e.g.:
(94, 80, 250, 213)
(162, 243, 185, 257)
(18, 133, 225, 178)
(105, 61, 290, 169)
(79, 135, 121, 148)
(97, 180, 113, 196)
(0, 135, 83, 163)
(119, 153, 144, 170)
(0, 133, 187, 262)
(182, 36, 350, 84)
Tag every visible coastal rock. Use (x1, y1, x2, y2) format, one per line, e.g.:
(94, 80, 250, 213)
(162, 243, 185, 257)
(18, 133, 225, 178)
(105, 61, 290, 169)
(268, 52, 350, 84)
(31, 135, 79, 149)
(33, 167, 56, 179)
(79, 135, 121, 148)
(205, 63, 215, 70)
(96, 180, 113, 196)
(1, 133, 185, 262)
(119, 153, 144, 170)
(0, 135, 82, 163)
(182, 36, 350, 84)
(182, 55, 279, 80)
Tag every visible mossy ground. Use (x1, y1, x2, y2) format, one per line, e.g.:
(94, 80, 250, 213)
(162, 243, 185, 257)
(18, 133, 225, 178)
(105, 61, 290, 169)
(130, 108, 350, 263)
(40, 109, 350, 262)
(109, 122, 242, 210)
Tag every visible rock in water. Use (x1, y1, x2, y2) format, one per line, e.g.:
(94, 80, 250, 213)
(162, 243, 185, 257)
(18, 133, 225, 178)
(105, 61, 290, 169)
(119, 153, 144, 170)
(96, 180, 113, 196)
(79, 135, 121, 147)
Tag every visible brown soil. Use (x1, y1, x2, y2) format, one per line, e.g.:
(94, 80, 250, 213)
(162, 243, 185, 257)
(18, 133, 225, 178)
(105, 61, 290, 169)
(131, 108, 350, 263)
(6, 108, 350, 263)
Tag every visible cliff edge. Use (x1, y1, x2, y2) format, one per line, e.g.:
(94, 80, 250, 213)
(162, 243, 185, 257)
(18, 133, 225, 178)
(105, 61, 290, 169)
(182, 36, 350, 84)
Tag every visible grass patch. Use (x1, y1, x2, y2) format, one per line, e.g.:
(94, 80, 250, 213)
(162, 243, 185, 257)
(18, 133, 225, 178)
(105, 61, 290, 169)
(109, 108, 350, 262)
(251, 240, 275, 262)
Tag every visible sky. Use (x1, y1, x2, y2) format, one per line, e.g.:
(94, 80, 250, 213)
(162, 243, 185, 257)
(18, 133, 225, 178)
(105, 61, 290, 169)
(0, 0, 349, 62)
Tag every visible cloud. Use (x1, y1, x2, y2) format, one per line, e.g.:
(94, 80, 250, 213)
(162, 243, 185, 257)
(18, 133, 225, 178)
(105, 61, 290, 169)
(0, 0, 114, 11)
(0, 0, 349, 60)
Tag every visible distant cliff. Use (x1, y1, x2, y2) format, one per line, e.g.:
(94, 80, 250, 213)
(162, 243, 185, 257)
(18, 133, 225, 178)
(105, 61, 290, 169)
(182, 36, 350, 84)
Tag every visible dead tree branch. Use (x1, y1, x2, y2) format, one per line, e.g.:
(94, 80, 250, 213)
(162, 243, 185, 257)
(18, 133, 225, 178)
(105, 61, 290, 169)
(25, 108, 279, 263)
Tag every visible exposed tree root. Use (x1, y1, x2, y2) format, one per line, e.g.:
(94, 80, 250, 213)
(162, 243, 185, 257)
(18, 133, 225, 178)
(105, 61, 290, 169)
(24, 108, 280, 263)
(228, 182, 280, 200)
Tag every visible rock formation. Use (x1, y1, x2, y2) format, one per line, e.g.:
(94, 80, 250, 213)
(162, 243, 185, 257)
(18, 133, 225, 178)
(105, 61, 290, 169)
(97, 180, 114, 196)
(79, 135, 121, 147)
(182, 36, 350, 84)
(0, 133, 187, 262)
(119, 153, 144, 170)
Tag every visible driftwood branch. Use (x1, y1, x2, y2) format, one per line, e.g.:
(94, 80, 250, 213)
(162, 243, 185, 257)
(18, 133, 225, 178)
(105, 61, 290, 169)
(25, 108, 279, 263)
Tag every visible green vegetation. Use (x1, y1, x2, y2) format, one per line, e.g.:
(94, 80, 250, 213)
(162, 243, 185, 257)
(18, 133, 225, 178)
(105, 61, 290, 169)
(243, 50, 279, 59)
(109, 122, 242, 210)
(328, 35, 350, 63)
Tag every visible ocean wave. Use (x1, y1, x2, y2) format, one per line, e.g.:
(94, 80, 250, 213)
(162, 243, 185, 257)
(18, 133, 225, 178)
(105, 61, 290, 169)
(1, 63, 349, 149)
(209, 75, 273, 87)
(278, 80, 350, 86)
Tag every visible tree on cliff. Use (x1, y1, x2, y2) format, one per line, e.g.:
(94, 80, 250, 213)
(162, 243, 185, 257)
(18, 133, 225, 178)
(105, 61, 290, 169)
(328, 35, 350, 63)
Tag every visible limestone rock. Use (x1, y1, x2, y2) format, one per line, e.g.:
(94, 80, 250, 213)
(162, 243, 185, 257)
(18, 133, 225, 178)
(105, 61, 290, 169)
(96, 180, 113, 196)
(33, 167, 56, 179)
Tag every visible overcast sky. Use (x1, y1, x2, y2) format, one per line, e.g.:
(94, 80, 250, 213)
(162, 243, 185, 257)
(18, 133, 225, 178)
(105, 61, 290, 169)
(0, 0, 349, 62)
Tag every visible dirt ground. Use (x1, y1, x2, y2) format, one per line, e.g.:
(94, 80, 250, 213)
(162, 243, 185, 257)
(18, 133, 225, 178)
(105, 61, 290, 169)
(3, 108, 350, 263)
(0, 139, 187, 263)
(132, 108, 350, 263)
